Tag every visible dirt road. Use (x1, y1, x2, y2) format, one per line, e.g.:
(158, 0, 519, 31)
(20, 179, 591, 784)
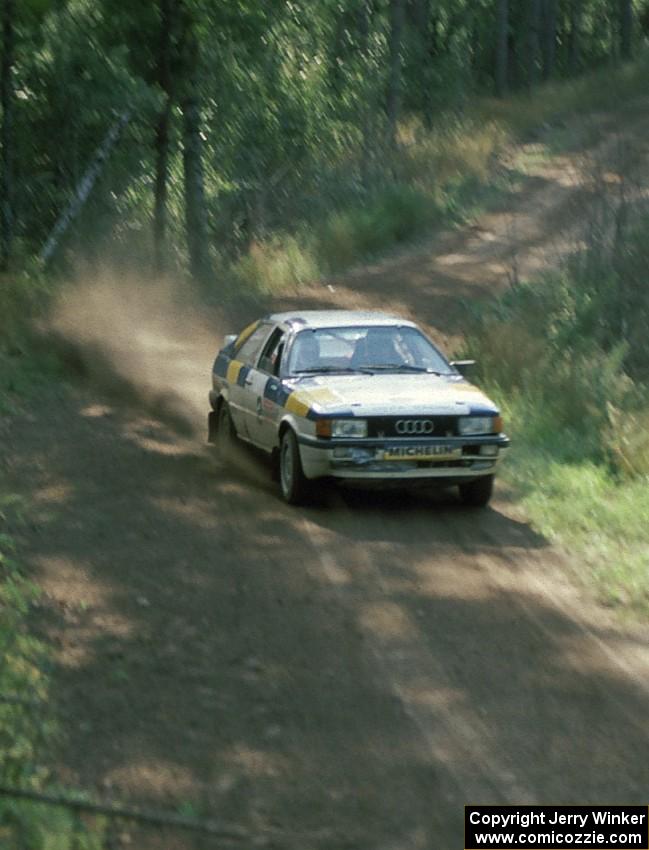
(4, 114, 649, 848)
(6, 392, 649, 848)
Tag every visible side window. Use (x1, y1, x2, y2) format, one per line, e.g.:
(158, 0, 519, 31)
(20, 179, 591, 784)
(258, 327, 286, 376)
(236, 324, 271, 365)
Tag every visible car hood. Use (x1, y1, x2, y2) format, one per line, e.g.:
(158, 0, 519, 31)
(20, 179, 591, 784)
(286, 373, 497, 416)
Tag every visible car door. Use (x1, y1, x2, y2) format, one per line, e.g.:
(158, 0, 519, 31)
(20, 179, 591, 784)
(227, 322, 273, 440)
(247, 326, 288, 450)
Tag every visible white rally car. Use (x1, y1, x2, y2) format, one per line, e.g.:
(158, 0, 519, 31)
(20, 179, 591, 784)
(208, 310, 509, 506)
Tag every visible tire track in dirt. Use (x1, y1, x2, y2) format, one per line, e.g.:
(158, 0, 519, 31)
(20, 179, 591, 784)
(293, 485, 649, 816)
(301, 509, 539, 808)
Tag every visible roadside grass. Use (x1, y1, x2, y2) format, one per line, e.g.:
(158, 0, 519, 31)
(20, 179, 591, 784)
(495, 401, 649, 615)
(316, 183, 444, 273)
(224, 176, 489, 300)
(0, 271, 54, 345)
(464, 256, 649, 616)
(1, 309, 132, 842)
(477, 50, 649, 138)
(230, 233, 320, 296)
(0, 269, 73, 419)
(0, 347, 67, 416)
(396, 115, 506, 189)
(0, 493, 106, 847)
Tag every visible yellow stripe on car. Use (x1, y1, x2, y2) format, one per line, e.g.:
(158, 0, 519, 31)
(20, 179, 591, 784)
(234, 320, 259, 348)
(226, 360, 244, 384)
(284, 386, 341, 417)
(303, 386, 342, 405)
(285, 393, 311, 417)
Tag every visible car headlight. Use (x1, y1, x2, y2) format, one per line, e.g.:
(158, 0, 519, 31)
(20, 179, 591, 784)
(459, 416, 498, 435)
(332, 418, 368, 438)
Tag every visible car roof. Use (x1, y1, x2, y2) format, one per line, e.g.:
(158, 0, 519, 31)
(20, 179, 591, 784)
(266, 310, 418, 330)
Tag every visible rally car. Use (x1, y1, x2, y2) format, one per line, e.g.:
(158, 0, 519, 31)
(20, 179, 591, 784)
(208, 310, 509, 506)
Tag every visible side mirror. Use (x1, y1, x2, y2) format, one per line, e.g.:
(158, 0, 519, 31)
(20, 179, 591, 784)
(223, 334, 237, 348)
(450, 359, 476, 378)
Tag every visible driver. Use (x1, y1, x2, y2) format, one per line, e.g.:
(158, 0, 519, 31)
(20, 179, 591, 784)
(351, 328, 401, 368)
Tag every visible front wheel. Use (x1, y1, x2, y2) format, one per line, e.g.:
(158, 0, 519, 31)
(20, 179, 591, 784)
(279, 429, 310, 505)
(459, 474, 494, 508)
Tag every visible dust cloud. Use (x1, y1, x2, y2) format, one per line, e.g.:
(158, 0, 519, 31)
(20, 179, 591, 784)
(49, 272, 225, 437)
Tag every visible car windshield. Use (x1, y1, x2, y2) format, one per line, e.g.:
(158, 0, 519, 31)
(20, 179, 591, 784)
(286, 326, 453, 376)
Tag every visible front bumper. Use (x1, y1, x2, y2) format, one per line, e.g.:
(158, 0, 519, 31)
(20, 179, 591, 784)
(297, 434, 510, 481)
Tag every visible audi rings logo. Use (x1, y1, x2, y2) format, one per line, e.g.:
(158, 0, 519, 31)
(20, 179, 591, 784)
(396, 419, 434, 435)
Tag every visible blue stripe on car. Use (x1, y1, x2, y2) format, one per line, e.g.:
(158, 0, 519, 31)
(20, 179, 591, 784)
(213, 354, 229, 378)
(236, 365, 251, 387)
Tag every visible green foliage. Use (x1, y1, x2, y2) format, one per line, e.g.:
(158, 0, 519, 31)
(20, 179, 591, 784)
(0, 495, 106, 848)
(465, 260, 649, 463)
(219, 109, 506, 297)
(467, 285, 631, 444)
(231, 234, 319, 296)
(0, 799, 106, 850)
(605, 403, 649, 480)
(497, 429, 649, 614)
(318, 185, 439, 272)
(0, 274, 48, 347)
(4, 0, 642, 280)
(0, 513, 47, 810)
(9, 0, 157, 263)
(477, 49, 649, 136)
(0, 272, 66, 409)
(223, 171, 472, 297)
(397, 116, 506, 189)
(464, 222, 649, 613)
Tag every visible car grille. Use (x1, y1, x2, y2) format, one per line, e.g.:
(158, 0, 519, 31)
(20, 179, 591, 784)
(366, 416, 459, 438)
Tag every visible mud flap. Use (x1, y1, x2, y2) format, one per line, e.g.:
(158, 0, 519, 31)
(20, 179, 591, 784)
(207, 410, 218, 444)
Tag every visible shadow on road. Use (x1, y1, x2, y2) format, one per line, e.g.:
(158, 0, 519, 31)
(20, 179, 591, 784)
(4, 387, 649, 850)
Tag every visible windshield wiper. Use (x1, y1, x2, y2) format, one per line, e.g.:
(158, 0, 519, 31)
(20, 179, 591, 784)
(292, 367, 373, 375)
(363, 363, 451, 375)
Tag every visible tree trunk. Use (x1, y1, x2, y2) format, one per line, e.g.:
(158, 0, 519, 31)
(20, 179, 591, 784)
(1, 0, 15, 271)
(182, 93, 211, 284)
(541, 0, 557, 81)
(153, 0, 174, 274)
(411, 0, 429, 34)
(527, 0, 541, 90)
(357, 0, 373, 187)
(495, 0, 509, 97)
(179, 10, 212, 284)
(567, 0, 582, 75)
(620, 0, 633, 61)
(386, 0, 405, 149)
(40, 112, 131, 265)
(330, 9, 346, 97)
(410, 0, 439, 126)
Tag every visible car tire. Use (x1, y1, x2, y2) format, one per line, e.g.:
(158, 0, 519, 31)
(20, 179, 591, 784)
(215, 402, 236, 463)
(459, 474, 494, 508)
(207, 409, 218, 444)
(279, 429, 310, 505)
